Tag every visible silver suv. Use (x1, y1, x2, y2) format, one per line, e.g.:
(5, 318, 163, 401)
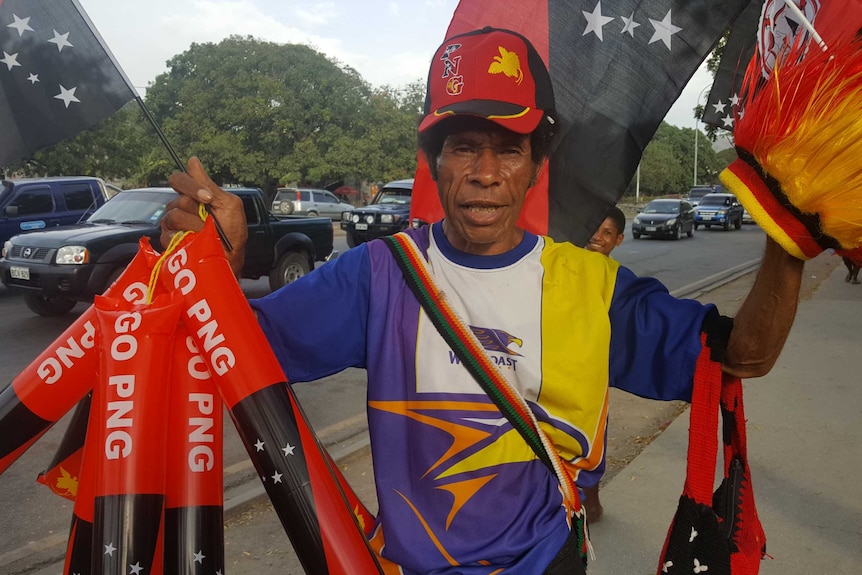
(271, 187, 354, 220)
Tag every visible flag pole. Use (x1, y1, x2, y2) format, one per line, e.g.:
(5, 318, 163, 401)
(69, 0, 233, 251)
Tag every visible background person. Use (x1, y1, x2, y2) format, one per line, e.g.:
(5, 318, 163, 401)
(161, 26, 804, 575)
(585, 205, 625, 257)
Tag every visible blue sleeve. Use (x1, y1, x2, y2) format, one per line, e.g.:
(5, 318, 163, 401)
(249, 245, 370, 383)
(609, 266, 715, 402)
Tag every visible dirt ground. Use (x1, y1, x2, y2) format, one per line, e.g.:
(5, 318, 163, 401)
(218, 252, 842, 574)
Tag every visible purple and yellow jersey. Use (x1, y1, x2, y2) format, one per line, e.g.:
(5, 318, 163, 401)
(251, 222, 711, 574)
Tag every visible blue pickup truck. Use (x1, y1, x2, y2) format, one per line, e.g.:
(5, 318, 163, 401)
(0, 177, 114, 247)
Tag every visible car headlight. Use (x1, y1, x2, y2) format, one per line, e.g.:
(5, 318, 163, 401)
(2, 240, 11, 258)
(666, 218, 677, 226)
(381, 214, 393, 224)
(56, 246, 89, 264)
(365, 215, 375, 225)
(351, 214, 359, 223)
(342, 212, 351, 222)
(633, 217, 641, 224)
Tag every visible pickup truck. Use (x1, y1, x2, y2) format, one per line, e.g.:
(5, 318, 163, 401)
(0, 187, 336, 316)
(1, 176, 114, 247)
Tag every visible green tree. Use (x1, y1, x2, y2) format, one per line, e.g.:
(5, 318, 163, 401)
(144, 36, 419, 196)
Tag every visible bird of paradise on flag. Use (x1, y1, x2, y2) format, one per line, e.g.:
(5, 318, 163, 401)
(410, 0, 760, 245)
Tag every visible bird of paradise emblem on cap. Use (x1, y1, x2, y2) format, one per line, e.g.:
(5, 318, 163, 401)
(488, 46, 524, 85)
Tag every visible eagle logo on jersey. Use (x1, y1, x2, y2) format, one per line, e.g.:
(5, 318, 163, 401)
(469, 325, 523, 356)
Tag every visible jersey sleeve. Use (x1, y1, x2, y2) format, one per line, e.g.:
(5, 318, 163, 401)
(609, 265, 716, 402)
(249, 245, 371, 383)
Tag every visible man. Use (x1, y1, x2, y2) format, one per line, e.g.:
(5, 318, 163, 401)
(162, 27, 803, 575)
(578, 203, 626, 523)
(585, 205, 626, 257)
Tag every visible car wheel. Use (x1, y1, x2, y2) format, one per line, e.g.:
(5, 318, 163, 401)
(103, 267, 125, 294)
(24, 293, 77, 316)
(269, 251, 311, 291)
(307, 211, 318, 218)
(346, 230, 361, 248)
(632, 231, 641, 239)
(673, 226, 681, 241)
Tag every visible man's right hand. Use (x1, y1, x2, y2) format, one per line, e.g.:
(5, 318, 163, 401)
(160, 156, 249, 276)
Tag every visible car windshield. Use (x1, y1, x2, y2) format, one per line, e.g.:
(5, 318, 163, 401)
(643, 201, 679, 214)
(699, 196, 732, 207)
(376, 192, 411, 205)
(87, 190, 177, 224)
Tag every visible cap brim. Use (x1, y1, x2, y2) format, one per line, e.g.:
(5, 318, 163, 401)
(418, 100, 544, 134)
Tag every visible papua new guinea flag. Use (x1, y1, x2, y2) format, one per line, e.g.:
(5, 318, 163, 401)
(0, 0, 137, 166)
(410, 0, 755, 245)
(703, 0, 862, 132)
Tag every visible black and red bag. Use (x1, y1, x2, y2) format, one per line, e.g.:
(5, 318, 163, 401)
(657, 329, 767, 575)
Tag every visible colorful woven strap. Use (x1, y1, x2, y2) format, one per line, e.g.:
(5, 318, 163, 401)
(382, 232, 581, 514)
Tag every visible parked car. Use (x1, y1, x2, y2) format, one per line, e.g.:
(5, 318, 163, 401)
(686, 186, 715, 206)
(694, 193, 744, 231)
(1, 187, 336, 316)
(341, 178, 414, 247)
(631, 198, 695, 240)
(0, 176, 112, 247)
(271, 187, 354, 220)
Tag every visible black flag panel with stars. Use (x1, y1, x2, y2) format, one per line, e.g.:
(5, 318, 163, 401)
(0, 0, 136, 166)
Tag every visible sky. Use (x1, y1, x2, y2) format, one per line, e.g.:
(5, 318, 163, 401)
(78, 0, 713, 131)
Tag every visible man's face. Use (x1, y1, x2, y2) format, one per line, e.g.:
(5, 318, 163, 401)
(586, 217, 624, 256)
(435, 121, 538, 255)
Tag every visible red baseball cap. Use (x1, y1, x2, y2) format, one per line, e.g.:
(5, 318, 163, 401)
(419, 27, 555, 134)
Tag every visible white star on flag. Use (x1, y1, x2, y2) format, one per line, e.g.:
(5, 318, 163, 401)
(648, 10, 682, 50)
(272, 470, 284, 484)
(730, 93, 740, 107)
(662, 560, 673, 573)
(104, 542, 117, 556)
(48, 29, 73, 52)
(254, 438, 265, 452)
(1, 51, 21, 71)
(582, 1, 615, 41)
(193, 550, 206, 564)
(129, 561, 144, 575)
(27, 73, 39, 84)
(722, 114, 734, 128)
(712, 100, 726, 114)
(54, 85, 80, 108)
(7, 14, 33, 36)
(282, 443, 296, 456)
(620, 12, 641, 37)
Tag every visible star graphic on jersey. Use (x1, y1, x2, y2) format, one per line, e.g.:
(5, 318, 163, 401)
(27, 73, 39, 84)
(193, 550, 205, 564)
(104, 542, 117, 556)
(254, 438, 265, 452)
(48, 29, 74, 52)
(282, 443, 296, 456)
(582, 1, 614, 41)
(129, 561, 144, 575)
(272, 470, 284, 484)
(7, 14, 34, 37)
(662, 560, 673, 572)
(648, 10, 682, 50)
